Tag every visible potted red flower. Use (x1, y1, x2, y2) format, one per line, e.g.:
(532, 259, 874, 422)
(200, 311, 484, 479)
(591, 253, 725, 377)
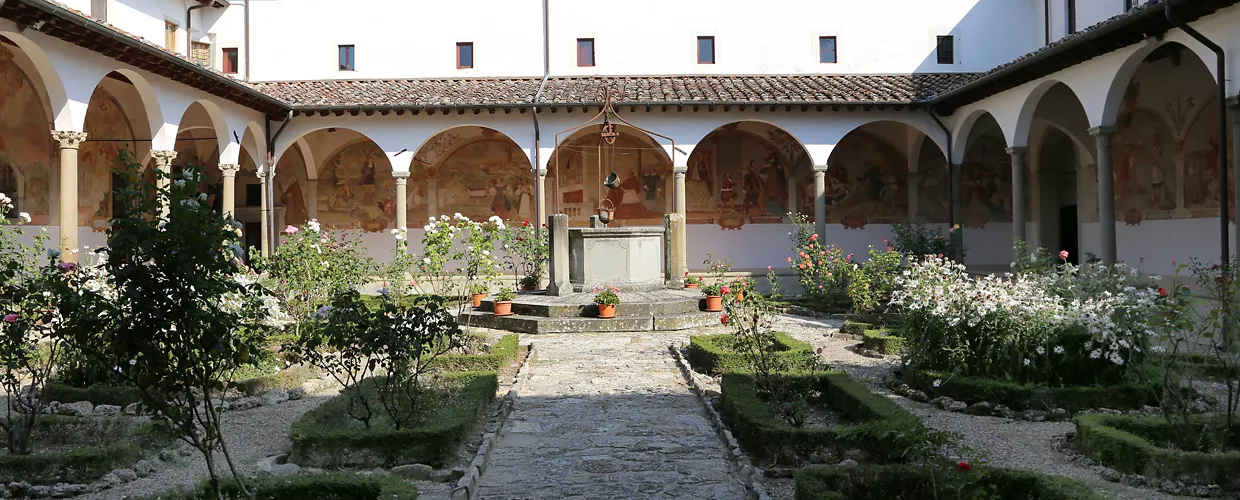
(684, 272, 702, 289)
(702, 282, 726, 312)
(493, 287, 516, 316)
(594, 285, 621, 318)
(520, 275, 539, 291)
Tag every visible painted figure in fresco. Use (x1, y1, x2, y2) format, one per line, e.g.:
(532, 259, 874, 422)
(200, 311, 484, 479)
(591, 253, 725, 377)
(742, 160, 764, 215)
(360, 152, 377, 203)
(823, 168, 851, 208)
(282, 181, 307, 227)
(328, 158, 355, 211)
(640, 168, 663, 213)
(489, 179, 513, 219)
(762, 152, 788, 216)
(694, 155, 712, 185)
(516, 178, 533, 221)
(720, 172, 735, 209)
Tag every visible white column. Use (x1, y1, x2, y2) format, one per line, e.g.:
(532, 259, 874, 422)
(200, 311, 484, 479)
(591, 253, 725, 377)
(219, 163, 240, 217)
(394, 171, 409, 236)
(1089, 126, 1117, 264)
(257, 164, 270, 257)
(1008, 146, 1027, 255)
(673, 166, 687, 269)
(813, 166, 827, 240)
(51, 131, 87, 262)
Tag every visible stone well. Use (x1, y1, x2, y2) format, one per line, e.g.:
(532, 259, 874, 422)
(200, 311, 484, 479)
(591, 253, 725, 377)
(567, 226, 664, 292)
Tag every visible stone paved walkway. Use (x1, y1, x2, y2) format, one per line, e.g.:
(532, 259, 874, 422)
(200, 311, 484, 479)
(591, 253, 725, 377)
(476, 333, 745, 500)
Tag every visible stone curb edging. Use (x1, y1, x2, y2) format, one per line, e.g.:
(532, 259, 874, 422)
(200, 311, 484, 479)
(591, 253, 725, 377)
(451, 342, 538, 500)
(667, 343, 772, 500)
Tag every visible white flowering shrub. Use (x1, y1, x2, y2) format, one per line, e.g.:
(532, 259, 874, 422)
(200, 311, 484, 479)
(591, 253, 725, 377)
(892, 252, 1179, 385)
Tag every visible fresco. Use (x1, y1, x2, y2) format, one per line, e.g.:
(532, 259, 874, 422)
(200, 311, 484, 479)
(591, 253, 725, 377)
(0, 45, 53, 224)
(822, 131, 909, 229)
(959, 133, 1011, 229)
(80, 88, 136, 228)
(274, 146, 308, 227)
(1113, 109, 1176, 223)
(549, 133, 670, 226)
(916, 139, 950, 223)
(1182, 99, 1235, 217)
(681, 124, 811, 230)
(429, 139, 533, 223)
(317, 141, 393, 232)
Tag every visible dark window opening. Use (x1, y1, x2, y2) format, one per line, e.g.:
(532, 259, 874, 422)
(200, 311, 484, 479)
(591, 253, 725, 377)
(338, 45, 355, 71)
(697, 36, 714, 64)
(577, 38, 594, 67)
(457, 42, 474, 69)
(245, 183, 261, 207)
(819, 36, 837, 64)
(936, 35, 954, 64)
(222, 47, 239, 74)
(1066, 0, 1077, 34)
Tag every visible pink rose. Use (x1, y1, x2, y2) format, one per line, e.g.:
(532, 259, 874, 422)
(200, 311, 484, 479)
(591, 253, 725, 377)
(3, 314, 16, 323)
(285, 225, 299, 234)
(1058, 250, 1069, 261)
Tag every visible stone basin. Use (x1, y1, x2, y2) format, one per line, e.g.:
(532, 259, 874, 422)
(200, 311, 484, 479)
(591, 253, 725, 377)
(568, 226, 664, 292)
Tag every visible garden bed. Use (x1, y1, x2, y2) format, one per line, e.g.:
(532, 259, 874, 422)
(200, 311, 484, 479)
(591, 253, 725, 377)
(903, 369, 1160, 412)
(141, 472, 419, 499)
(44, 382, 143, 407)
(1161, 352, 1240, 380)
(427, 333, 522, 374)
(686, 333, 815, 376)
(1074, 413, 1240, 488)
(718, 371, 923, 464)
(793, 463, 1103, 499)
(0, 415, 169, 484)
(289, 370, 498, 468)
(860, 329, 903, 356)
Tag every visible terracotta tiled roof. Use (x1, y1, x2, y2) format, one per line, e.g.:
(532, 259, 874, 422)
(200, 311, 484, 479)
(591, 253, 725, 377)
(254, 74, 980, 110)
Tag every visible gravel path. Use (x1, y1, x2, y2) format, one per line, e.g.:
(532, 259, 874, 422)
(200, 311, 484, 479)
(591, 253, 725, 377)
(770, 313, 1192, 500)
(83, 391, 335, 499)
(476, 332, 745, 500)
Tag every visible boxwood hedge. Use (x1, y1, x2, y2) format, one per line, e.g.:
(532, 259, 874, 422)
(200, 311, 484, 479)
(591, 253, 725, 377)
(1074, 413, 1239, 487)
(427, 334, 521, 372)
(719, 371, 924, 464)
(141, 473, 418, 499)
(0, 416, 170, 484)
(904, 369, 1160, 412)
(794, 464, 1103, 500)
(839, 321, 871, 336)
(289, 370, 497, 468)
(861, 329, 903, 356)
(686, 333, 815, 376)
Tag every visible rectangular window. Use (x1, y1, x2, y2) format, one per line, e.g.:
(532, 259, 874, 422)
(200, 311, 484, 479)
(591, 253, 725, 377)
(1124, 0, 1133, 11)
(936, 35, 954, 64)
(577, 38, 594, 67)
(191, 41, 210, 65)
(697, 36, 715, 64)
(222, 47, 238, 74)
(457, 42, 474, 69)
(91, 0, 107, 22)
(1066, 0, 1077, 34)
(165, 21, 177, 51)
(819, 36, 837, 63)
(338, 45, 355, 71)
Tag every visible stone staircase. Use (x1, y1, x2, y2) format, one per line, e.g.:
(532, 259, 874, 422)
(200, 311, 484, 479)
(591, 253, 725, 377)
(460, 289, 721, 334)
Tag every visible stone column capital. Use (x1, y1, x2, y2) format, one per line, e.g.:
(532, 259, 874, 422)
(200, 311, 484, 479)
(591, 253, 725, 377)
(1088, 125, 1117, 139)
(51, 131, 88, 149)
(150, 150, 178, 166)
(672, 166, 688, 174)
(812, 165, 829, 173)
(219, 163, 241, 177)
(1227, 95, 1240, 110)
(1005, 146, 1027, 157)
(392, 170, 410, 180)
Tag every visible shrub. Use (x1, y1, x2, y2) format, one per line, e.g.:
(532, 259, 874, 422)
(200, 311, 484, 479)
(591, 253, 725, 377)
(145, 473, 419, 499)
(719, 371, 924, 464)
(500, 219, 548, 289)
(890, 220, 964, 261)
(787, 214, 850, 303)
(686, 333, 814, 376)
(230, 365, 319, 397)
(289, 371, 496, 468)
(861, 330, 903, 356)
(1074, 413, 1239, 487)
(794, 463, 1101, 500)
(0, 416, 170, 484)
(904, 369, 1159, 411)
(839, 321, 871, 336)
(846, 246, 903, 316)
(43, 382, 143, 407)
(427, 334, 520, 372)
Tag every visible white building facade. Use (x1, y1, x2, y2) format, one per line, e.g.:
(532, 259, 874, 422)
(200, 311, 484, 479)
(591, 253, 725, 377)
(0, 0, 1237, 278)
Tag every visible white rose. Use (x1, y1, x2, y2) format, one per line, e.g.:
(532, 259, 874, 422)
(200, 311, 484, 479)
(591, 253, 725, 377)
(18, 212, 31, 223)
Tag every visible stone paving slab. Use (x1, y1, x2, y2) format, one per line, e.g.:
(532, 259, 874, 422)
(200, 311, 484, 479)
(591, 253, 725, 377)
(475, 333, 745, 500)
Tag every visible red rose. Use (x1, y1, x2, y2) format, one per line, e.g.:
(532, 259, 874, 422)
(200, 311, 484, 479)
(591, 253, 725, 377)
(684, 271, 689, 277)
(1158, 287, 1167, 297)
(523, 220, 531, 227)
(957, 461, 971, 471)
(721, 285, 731, 295)
(815, 347, 823, 354)
(720, 314, 730, 326)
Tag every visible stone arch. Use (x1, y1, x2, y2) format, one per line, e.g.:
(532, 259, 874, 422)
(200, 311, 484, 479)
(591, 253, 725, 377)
(958, 113, 1011, 229)
(822, 126, 911, 229)
(0, 31, 72, 132)
(408, 125, 534, 224)
(1101, 40, 1217, 128)
(79, 79, 139, 230)
(950, 108, 1003, 165)
(176, 99, 230, 166)
(546, 124, 674, 226)
(0, 38, 57, 223)
(104, 70, 168, 150)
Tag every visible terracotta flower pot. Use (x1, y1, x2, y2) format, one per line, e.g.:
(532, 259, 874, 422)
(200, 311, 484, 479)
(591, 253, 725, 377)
(597, 303, 617, 318)
(494, 300, 514, 316)
(471, 293, 487, 308)
(705, 295, 723, 312)
(685, 283, 699, 289)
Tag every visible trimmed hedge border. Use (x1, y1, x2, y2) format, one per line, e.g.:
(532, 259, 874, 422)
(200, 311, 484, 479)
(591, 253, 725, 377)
(289, 371, 497, 468)
(0, 416, 169, 484)
(427, 334, 520, 372)
(904, 369, 1159, 412)
(794, 464, 1103, 500)
(143, 473, 419, 499)
(1164, 352, 1240, 380)
(686, 333, 815, 376)
(231, 365, 320, 397)
(719, 371, 924, 464)
(1074, 413, 1239, 487)
(839, 321, 871, 336)
(860, 329, 903, 356)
